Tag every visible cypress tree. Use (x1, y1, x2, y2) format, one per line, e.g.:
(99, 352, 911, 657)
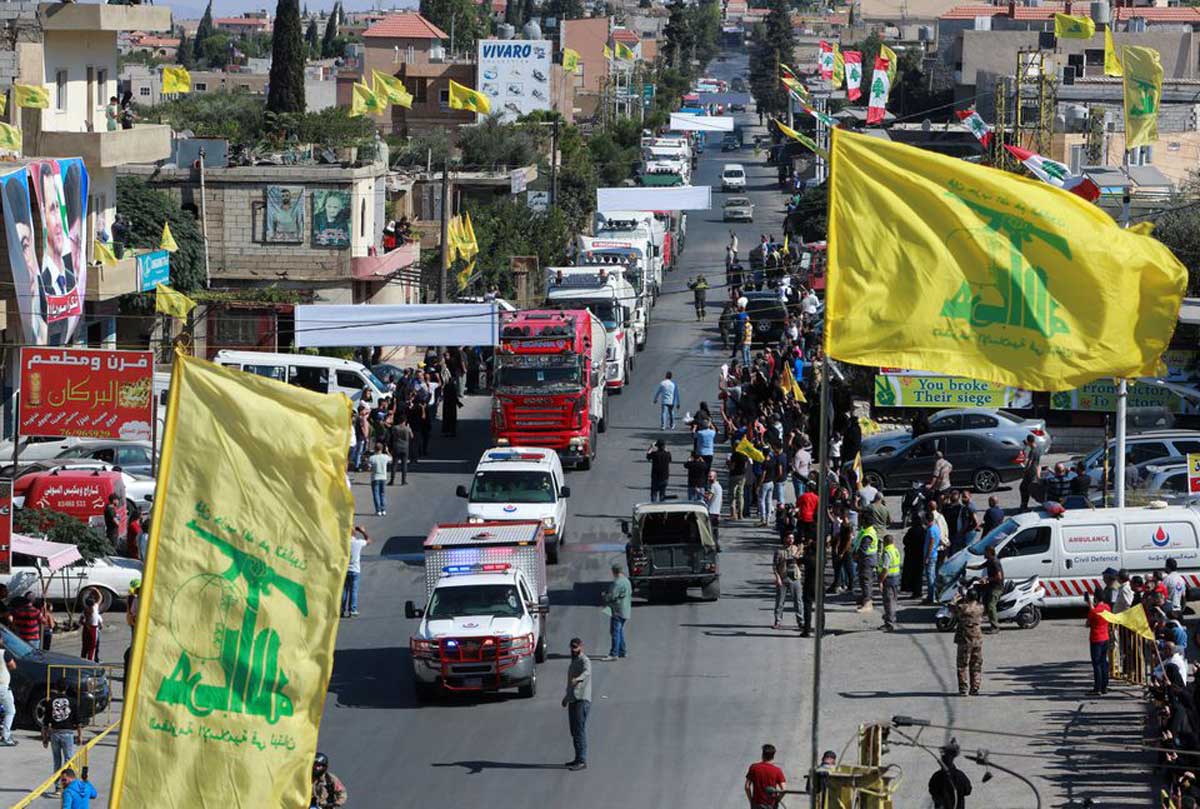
(321, 2, 340, 58)
(193, 0, 213, 61)
(267, 0, 306, 113)
(305, 17, 319, 53)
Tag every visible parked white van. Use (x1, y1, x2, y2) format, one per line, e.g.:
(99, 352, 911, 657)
(213, 351, 389, 406)
(938, 504, 1200, 606)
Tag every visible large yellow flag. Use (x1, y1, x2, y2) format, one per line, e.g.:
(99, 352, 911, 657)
(0, 122, 20, 152)
(1054, 12, 1095, 39)
(735, 437, 765, 462)
(161, 66, 192, 94)
(1123, 45, 1162, 149)
(616, 41, 636, 61)
(1104, 27, 1123, 77)
(1099, 603, 1154, 640)
(110, 352, 353, 809)
(12, 83, 49, 108)
(155, 284, 196, 320)
(779, 363, 807, 403)
(448, 79, 491, 114)
(349, 81, 385, 117)
(371, 69, 413, 108)
(826, 128, 1187, 390)
(160, 221, 179, 253)
(563, 47, 581, 72)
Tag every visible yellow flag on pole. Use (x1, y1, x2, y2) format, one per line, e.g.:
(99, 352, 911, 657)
(825, 128, 1187, 390)
(448, 79, 491, 115)
(1104, 27, 1123, 77)
(779, 363, 807, 403)
(462, 211, 478, 258)
(109, 352, 353, 809)
(735, 437, 765, 463)
(774, 118, 829, 159)
(0, 122, 20, 152)
(880, 44, 898, 86)
(349, 81, 386, 116)
(563, 47, 581, 72)
(0, 91, 7, 116)
(12, 83, 49, 108)
(160, 221, 178, 253)
(1099, 603, 1154, 640)
(1054, 12, 1096, 39)
(616, 41, 636, 61)
(371, 69, 413, 108)
(603, 44, 614, 60)
(94, 239, 118, 268)
(155, 284, 196, 320)
(161, 66, 192, 94)
(1123, 45, 1162, 149)
(852, 451, 864, 487)
(832, 44, 845, 88)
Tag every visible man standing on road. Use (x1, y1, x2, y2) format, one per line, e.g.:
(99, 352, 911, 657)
(563, 638, 592, 771)
(968, 546, 1004, 632)
(0, 632, 16, 746)
(705, 470, 724, 552)
(877, 534, 902, 632)
(979, 495, 1005, 538)
(773, 533, 803, 630)
(1019, 434, 1042, 511)
(928, 451, 953, 494)
(646, 440, 672, 502)
(653, 371, 680, 430)
(688, 274, 710, 320)
(603, 564, 632, 660)
(388, 415, 414, 486)
(923, 512, 943, 606)
(685, 451, 709, 502)
(1164, 557, 1187, 618)
(694, 416, 717, 473)
(1044, 462, 1073, 504)
(41, 680, 81, 792)
(367, 441, 390, 516)
(853, 523, 880, 612)
(953, 587, 985, 696)
(342, 526, 369, 619)
(745, 744, 786, 809)
(728, 448, 747, 522)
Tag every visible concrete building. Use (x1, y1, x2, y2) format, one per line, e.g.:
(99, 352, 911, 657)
(213, 12, 272, 36)
(122, 64, 338, 111)
(561, 17, 609, 95)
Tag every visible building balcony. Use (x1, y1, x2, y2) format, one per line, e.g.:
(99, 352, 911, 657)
(33, 124, 172, 169)
(39, 3, 172, 32)
(351, 242, 421, 280)
(86, 252, 140, 302)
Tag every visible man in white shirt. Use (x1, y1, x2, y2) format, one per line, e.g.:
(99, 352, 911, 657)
(801, 289, 819, 318)
(1154, 641, 1189, 685)
(1164, 557, 1187, 616)
(705, 470, 724, 552)
(653, 371, 680, 430)
(342, 525, 370, 618)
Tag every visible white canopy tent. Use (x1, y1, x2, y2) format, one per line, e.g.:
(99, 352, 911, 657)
(669, 113, 735, 132)
(596, 185, 712, 211)
(294, 303, 502, 348)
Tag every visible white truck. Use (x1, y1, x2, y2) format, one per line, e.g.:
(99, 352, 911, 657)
(545, 266, 638, 391)
(592, 211, 667, 298)
(457, 447, 571, 563)
(405, 521, 549, 700)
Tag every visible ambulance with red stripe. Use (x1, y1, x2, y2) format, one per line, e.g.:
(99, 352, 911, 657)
(939, 503, 1200, 606)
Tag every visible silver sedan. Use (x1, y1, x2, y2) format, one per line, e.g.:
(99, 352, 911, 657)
(861, 408, 1051, 456)
(722, 197, 754, 222)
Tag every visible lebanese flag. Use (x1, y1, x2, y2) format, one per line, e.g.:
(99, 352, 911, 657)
(844, 51, 863, 101)
(955, 107, 993, 148)
(1004, 144, 1101, 202)
(866, 56, 890, 125)
(818, 41, 834, 80)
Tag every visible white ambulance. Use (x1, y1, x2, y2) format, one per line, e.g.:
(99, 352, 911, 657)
(456, 447, 570, 563)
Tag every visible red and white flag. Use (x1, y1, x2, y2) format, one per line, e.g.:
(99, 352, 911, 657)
(818, 41, 834, 80)
(844, 51, 863, 101)
(866, 56, 890, 125)
(955, 107, 993, 148)
(1004, 144, 1101, 202)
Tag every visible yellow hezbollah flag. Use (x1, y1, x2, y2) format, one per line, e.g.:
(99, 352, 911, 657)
(161, 66, 192, 94)
(1123, 45, 1162, 149)
(563, 47, 581, 72)
(779, 363, 807, 403)
(110, 352, 353, 809)
(447, 214, 466, 262)
(781, 75, 809, 99)
(825, 128, 1187, 391)
(774, 118, 828, 159)
(1104, 27, 1123, 77)
(0, 122, 20, 152)
(349, 81, 385, 117)
(13, 83, 49, 108)
(880, 44, 898, 86)
(1099, 603, 1154, 640)
(0, 91, 7, 116)
(852, 451, 864, 487)
(371, 69, 413, 108)
(616, 41, 636, 61)
(1054, 13, 1095, 39)
(155, 284, 196, 320)
(160, 221, 178, 253)
(94, 239, 118, 268)
(832, 44, 844, 88)
(735, 437, 765, 463)
(448, 79, 491, 114)
(603, 44, 614, 60)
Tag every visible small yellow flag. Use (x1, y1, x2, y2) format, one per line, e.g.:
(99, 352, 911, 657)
(161, 65, 192, 94)
(160, 221, 179, 253)
(826, 128, 1187, 390)
(462, 211, 478, 257)
(349, 81, 386, 117)
(735, 437, 765, 463)
(1054, 12, 1096, 40)
(880, 44, 898, 86)
(94, 239, 118, 267)
(832, 44, 845, 88)
(0, 122, 20, 152)
(1099, 603, 1154, 640)
(1104, 27, 1123, 77)
(0, 91, 7, 116)
(1123, 45, 1162, 150)
(371, 69, 413, 108)
(154, 284, 196, 320)
(447, 79, 491, 115)
(563, 47, 581, 72)
(781, 75, 809, 99)
(774, 118, 828, 159)
(13, 83, 49, 109)
(852, 451, 864, 487)
(603, 44, 614, 60)
(616, 41, 636, 61)
(779, 363, 807, 403)
(457, 259, 476, 291)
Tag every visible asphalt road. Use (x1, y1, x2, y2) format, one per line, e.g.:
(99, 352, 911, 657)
(317, 54, 1156, 808)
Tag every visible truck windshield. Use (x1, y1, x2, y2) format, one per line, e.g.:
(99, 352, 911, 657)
(427, 584, 523, 619)
(637, 512, 705, 545)
(470, 470, 557, 503)
(495, 356, 582, 390)
(585, 301, 620, 329)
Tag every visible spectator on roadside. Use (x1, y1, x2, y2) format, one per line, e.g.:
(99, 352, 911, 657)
(41, 680, 81, 794)
(646, 440, 672, 503)
(1085, 587, 1112, 696)
(745, 744, 787, 809)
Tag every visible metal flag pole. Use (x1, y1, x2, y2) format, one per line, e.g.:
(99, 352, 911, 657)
(809, 351, 831, 808)
(1115, 188, 1131, 508)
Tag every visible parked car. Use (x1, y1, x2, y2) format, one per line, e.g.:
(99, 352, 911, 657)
(719, 291, 788, 348)
(721, 164, 747, 192)
(861, 431, 1028, 493)
(0, 625, 112, 728)
(0, 552, 143, 611)
(1078, 430, 1200, 487)
(730, 102, 747, 112)
(53, 440, 153, 476)
(721, 134, 740, 152)
(860, 408, 1051, 457)
(722, 196, 754, 222)
(0, 436, 139, 464)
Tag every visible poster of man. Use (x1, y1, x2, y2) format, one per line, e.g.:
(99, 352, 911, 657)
(0, 168, 48, 344)
(265, 185, 305, 243)
(312, 189, 351, 248)
(28, 159, 88, 332)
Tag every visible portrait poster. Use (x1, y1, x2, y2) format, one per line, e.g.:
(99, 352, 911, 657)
(311, 189, 351, 248)
(0, 167, 47, 344)
(264, 185, 305, 244)
(28, 158, 88, 340)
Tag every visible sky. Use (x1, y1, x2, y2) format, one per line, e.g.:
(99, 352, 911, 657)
(165, 0, 419, 21)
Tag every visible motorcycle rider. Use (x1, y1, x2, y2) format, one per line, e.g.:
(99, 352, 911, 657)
(311, 753, 347, 808)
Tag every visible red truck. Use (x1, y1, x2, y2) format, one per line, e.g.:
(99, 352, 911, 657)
(491, 310, 609, 470)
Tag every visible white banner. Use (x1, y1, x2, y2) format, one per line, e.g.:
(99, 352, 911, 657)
(597, 185, 712, 211)
(669, 113, 735, 132)
(295, 303, 501, 347)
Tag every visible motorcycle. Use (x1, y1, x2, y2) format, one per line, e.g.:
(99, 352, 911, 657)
(934, 576, 1045, 632)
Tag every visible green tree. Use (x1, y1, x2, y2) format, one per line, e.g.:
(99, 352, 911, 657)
(748, 0, 793, 120)
(460, 199, 573, 298)
(458, 117, 538, 169)
(544, 0, 585, 21)
(1154, 175, 1200, 295)
(305, 17, 320, 54)
(784, 182, 827, 242)
(116, 176, 206, 292)
(421, 0, 488, 53)
(177, 31, 196, 69)
(267, 0, 306, 114)
(662, 0, 693, 70)
(322, 2, 340, 57)
(14, 508, 111, 561)
(194, 0, 214, 61)
(140, 91, 265, 141)
(198, 32, 234, 69)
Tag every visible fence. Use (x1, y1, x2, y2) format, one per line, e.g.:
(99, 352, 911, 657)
(1109, 623, 1150, 685)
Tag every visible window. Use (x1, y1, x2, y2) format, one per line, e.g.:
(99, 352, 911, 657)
(963, 414, 998, 429)
(55, 69, 68, 111)
(439, 87, 450, 110)
(1174, 441, 1200, 455)
(335, 370, 363, 390)
(1084, 49, 1104, 67)
(407, 78, 427, 103)
(244, 364, 286, 381)
(360, 198, 366, 237)
(998, 526, 1051, 558)
(405, 45, 415, 64)
(929, 414, 963, 431)
(1126, 145, 1153, 166)
(289, 365, 329, 393)
(1068, 144, 1085, 175)
(194, 82, 208, 92)
(1128, 441, 1169, 465)
(96, 69, 108, 103)
(1163, 472, 1188, 493)
(117, 446, 151, 468)
(138, 86, 151, 97)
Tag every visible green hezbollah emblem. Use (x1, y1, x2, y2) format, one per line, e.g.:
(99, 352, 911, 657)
(1129, 78, 1158, 117)
(874, 376, 897, 406)
(940, 194, 1071, 339)
(156, 512, 308, 725)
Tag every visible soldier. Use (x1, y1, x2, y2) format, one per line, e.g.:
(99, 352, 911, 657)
(954, 586, 985, 696)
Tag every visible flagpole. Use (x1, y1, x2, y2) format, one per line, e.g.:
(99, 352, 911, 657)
(809, 351, 831, 808)
(1115, 187, 1131, 507)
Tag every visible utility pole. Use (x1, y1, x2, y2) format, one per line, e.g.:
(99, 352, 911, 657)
(438, 160, 450, 303)
(550, 117, 559, 207)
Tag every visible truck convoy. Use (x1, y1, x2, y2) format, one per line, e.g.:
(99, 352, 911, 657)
(405, 521, 549, 700)
(592, 210, 668, 294)
(545, 267, 638, 393)
(491, 309, 607, 470)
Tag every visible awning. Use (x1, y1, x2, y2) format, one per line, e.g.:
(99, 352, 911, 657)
(12, 534, 83, 572)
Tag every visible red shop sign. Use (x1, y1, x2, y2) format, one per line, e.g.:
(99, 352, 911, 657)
(20, 348, 154, 441)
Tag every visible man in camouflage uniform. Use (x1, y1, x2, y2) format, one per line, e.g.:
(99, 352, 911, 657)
(954, 586, 985, 696)
(312, 753, 348, 808)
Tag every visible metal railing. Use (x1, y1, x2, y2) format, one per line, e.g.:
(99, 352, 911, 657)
(1109, 624, 1149, 685)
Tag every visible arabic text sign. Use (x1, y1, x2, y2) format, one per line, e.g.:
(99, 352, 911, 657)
(136, 250, 171, 292)
(20, 348, 154, 441)
(874, 374, 1032, 409)
(1189, 454, 1200, 494)
(1050, 380, 1194, 413)
(0, 480, 10, 576)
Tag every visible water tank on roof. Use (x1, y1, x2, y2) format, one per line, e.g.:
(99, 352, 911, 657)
(497, 23, 516, 39)
(1092, 1, 1110, 24)
(523, 20, 542, 39)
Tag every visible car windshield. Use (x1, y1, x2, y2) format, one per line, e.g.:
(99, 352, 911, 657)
(724, 170, 744, 178)
(495, 356, 582, 390)
(725, 198, 751, 207)
(469, 470, 556, 503)
(427, 584, 523, 619)
(0, 625, 34, 658)
(967, 518, 1020, 555)
(584, 301, 620, 329)
(363, 368, 388, 394)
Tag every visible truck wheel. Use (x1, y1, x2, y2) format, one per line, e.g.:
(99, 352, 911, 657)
(414, 682, 438, 703)
(535, 633, 546, 664)
(547, 540, 560, 565)
(701, 579, 721, 601)
(598, 415, 607, 434)
(518, 671, 537, 699)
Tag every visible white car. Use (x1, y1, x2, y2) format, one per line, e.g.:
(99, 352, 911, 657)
(1, 553, 143, 611)
(721, 164, 747, 192)
(456, 447, 570, 564)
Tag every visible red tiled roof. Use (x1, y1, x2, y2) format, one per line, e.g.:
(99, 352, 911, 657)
(213, 17, 271, 26)
(612, 28, 639, 43)
(1115, 7, 1200, 22)
(136, 36, 181, 47)
(363, 13, 449, 39)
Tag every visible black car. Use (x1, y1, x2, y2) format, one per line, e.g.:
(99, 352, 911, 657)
(1, 626, 111, 727)
(719, 291, 788, 348)
(721, 134, 740, 152)
(861, 432, 1027, 494)
(730, 102, 747, 112)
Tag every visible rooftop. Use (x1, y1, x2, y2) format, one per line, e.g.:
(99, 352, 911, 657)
(362, 13, 450, 40)
(941, 2, 1200, 22)
(612, 28, 639, 43)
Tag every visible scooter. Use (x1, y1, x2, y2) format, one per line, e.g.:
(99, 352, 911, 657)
(934, 576, 1045, 632)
